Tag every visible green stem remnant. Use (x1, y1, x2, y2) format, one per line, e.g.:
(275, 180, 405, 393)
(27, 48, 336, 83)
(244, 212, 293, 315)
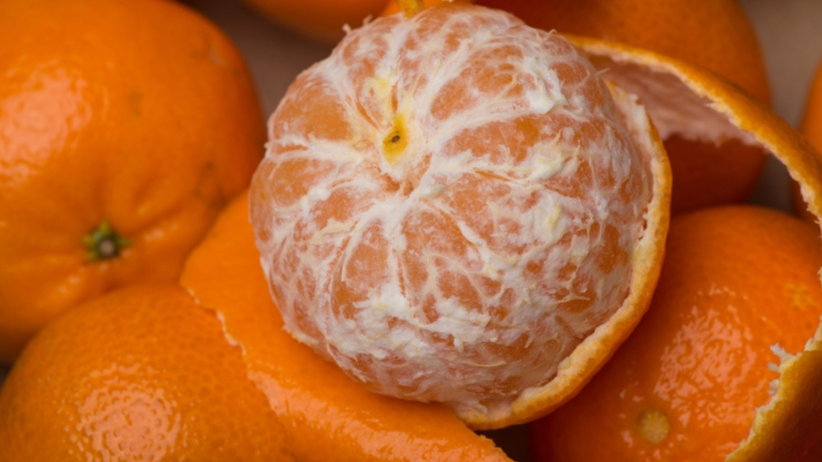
(82, 220, 131, 262)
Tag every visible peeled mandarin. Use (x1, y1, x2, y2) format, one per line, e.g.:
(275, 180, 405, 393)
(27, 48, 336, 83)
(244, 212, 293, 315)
(250, 4, 670, 428)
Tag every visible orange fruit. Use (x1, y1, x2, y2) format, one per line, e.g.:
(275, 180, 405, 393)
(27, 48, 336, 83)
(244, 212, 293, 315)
(243, 3, 822, 444)
(382, 0, 770, 214)
(529, 206, 822, 461)
(801, 58, 822, 159)
(239, 0, 388, 44)
(797, 57, 822, 221)
(180, 190, 513, 461)
(0, 0, 264, 362)
(543, 35, 822, 460)
(0, 284, 293, 461)
(250, 4, 671, 429)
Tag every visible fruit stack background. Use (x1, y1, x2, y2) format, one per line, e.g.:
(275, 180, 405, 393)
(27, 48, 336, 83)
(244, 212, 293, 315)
(2, 0, 822, 460)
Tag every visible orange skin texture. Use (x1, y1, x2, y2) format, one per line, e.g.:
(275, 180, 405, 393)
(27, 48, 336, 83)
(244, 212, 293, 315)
(179, 190, 511, 462)
(0, 284, 295, 461)
(529, 206, 822, 462)
(240, 0, 388, 44)
(382, 0, 770, 214)
(0, 0, 265, 362)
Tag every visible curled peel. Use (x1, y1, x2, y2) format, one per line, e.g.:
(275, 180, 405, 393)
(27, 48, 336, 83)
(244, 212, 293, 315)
(567, 34, 822, 461)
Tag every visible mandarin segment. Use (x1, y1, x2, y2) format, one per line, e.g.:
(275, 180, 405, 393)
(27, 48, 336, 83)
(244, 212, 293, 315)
(529, 206, 822, 462)
(250, 4, 670, 427)
(180, 191, 512, 462)
(0, 284, 294, 461)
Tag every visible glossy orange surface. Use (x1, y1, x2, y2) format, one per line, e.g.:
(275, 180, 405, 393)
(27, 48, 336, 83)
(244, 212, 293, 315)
(0, 0, 264, 362)
(180, 191, 512, 461)
(0, 284, 294, 461)
(530, 206, 822, 461)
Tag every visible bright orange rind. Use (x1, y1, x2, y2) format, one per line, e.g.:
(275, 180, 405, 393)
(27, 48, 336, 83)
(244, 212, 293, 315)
(530, 205, 822, 461)
(566, 34, 822, 461)
(0, 284, 294, 461)
(0, 0, 264, 363)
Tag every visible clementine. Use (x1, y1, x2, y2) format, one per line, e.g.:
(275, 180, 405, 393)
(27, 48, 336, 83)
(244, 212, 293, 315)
(180, 190, 512, 461)
(0, 284, 294, 461)
(546, 35, 822, 460)
(797, 57, 822, 220)
(238, 0, 388, 44)
(382, 0, 771, 214)
(0, 0, 264, 362)
(529, 206, 822, 461)
(249, 3, 672, 429)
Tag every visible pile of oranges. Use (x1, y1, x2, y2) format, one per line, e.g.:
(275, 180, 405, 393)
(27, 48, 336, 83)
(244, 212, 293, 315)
(2, 0, 822, 461)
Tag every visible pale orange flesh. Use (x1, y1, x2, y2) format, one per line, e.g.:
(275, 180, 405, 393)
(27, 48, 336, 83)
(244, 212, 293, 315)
(249, 4, 670, 427)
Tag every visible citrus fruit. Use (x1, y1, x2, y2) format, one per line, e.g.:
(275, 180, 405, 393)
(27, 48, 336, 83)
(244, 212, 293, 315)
(249, 4, 671, 429)
(382, 0, 770, 214)
(0, 0, 264, 362)
(797, 57, 822, 221)
(529, 205, 822, 461)
(239, 0, 388, 44)
(0, 284, 293, 461)
(560, 35, 822, 461)
(180, 190, 513, 461)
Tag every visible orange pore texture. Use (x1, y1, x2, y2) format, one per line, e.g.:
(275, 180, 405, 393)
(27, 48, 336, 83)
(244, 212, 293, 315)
(240, 0, 387, 44)
(0, 284, 293, 461)
(180, 191, 511, 462)
(383, 0, 769, 214)
(0, 0, 264, 362)
(529, 206, 822, 462)
(250, 4, 655, 409)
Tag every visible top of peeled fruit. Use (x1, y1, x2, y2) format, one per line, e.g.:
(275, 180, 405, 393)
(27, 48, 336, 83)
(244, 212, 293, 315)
(250, 3, 671, 429)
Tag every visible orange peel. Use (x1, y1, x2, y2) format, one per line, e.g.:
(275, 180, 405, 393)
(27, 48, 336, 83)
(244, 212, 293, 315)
(566, 34, 822, 461)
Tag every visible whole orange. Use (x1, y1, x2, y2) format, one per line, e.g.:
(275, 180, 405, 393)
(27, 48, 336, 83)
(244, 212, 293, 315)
(0, 284, 293, 461)
(382, 0, 771, 214)
(240, 0, 388, 44)
(0, 0, 265, 362)
(529, 206, 822, 461)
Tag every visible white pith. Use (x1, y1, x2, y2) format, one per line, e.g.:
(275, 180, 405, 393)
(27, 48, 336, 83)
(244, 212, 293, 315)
(250, 6, 658, 412)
